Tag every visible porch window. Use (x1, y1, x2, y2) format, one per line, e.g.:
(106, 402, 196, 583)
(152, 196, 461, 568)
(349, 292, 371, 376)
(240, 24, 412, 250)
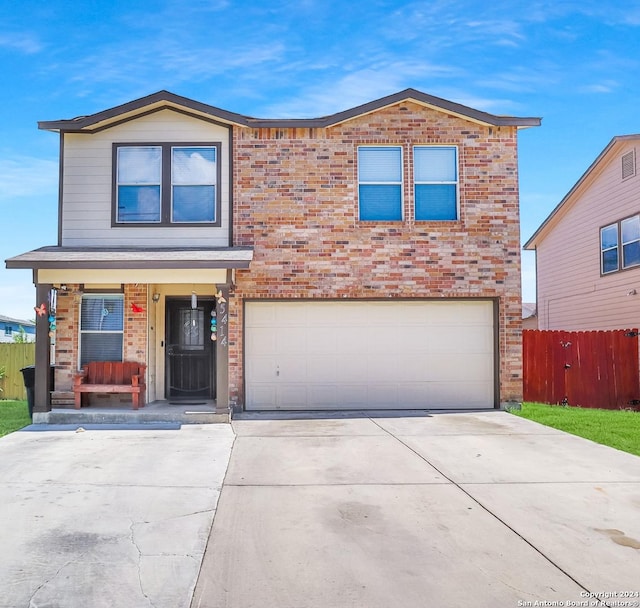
(113, 142, 220, 226)
(79, 294, 124, 366)
(358, 146, 403, 221)
(414, 146, 458, 220)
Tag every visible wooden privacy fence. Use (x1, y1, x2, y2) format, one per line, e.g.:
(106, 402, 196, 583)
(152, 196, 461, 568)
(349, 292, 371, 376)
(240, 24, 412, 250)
(0, 343, 35, 400)
(523, 329, 640, 410)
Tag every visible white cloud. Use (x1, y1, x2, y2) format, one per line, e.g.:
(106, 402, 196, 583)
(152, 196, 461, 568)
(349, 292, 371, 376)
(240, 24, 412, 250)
(0, 156, 58, 202)
(0, 32, 42, 54)
(261, 60, 463, 118)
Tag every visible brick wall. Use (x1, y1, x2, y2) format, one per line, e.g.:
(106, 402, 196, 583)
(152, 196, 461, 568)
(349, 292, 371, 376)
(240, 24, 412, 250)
(53, 284, 148, 395)
(230, 101, 523, 406)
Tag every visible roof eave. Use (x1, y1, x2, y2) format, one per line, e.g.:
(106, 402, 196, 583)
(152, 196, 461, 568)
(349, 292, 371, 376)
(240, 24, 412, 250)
(39, 88, 542, 133)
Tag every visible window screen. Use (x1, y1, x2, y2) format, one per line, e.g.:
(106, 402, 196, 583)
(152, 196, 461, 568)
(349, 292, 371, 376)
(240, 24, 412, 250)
(358, 147, 402, 221)
(414, 146, 458, 220)
(79, 294, 124, 366)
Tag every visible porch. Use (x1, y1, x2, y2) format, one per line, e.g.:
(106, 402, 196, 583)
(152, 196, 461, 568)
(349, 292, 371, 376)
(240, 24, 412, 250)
(32, 399, 229, 425)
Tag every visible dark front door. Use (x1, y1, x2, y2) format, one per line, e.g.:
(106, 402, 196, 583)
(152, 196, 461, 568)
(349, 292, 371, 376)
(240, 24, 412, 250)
(166, 298, 215, 400)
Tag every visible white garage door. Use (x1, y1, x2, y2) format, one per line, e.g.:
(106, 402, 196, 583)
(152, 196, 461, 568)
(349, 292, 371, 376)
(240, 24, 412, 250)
(244, 300, 495, 410)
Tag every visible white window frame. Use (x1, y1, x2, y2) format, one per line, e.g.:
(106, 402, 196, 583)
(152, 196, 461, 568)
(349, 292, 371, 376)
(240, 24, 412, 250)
(413, 145, 459, 221)
(601, 223, 620, 275)
(78, 293, 125, 367)
(357, 145, 404, 221)
(621, 214, 640, 269)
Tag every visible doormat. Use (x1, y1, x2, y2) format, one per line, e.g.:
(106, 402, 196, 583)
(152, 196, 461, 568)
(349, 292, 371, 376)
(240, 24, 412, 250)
(169, 402, 207, 406)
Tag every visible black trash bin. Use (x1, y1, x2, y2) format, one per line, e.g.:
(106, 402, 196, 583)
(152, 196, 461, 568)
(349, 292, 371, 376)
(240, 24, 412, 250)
(20, 366, 55, 419)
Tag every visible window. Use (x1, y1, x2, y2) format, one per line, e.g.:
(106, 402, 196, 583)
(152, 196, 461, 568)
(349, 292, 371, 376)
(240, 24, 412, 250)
(358, 147, 403, 221)
(114, 143, 220, 225)
(79, 294, 124, 366)
(601, 224, 619, 274)
(601, 215, 640, 275)
(4, 326, 12, 336)
(414, 146, 458, 220)
(621, 215, 640, 268)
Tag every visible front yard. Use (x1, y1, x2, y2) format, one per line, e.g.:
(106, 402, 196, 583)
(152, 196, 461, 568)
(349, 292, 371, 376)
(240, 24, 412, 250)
(511, 402, 640, 457)
(0, 400, 30, 438)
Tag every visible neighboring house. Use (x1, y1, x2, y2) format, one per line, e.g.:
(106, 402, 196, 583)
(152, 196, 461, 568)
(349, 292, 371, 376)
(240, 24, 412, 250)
(525, 135, 640, 330)
(6, 89, 540, 414)
(0, 315, 35, 343)
(522, 303, 538, 330)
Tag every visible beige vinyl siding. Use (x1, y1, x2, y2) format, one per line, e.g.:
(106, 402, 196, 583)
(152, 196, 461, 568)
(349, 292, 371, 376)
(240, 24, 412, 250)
(61, 110, 231, 247)
(537, 142, 640, 330)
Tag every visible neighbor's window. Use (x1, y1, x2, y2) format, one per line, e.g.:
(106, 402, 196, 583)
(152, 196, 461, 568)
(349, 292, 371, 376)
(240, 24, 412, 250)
(601, 215, 640, 275)
(601, 223, 619, 274)
(358, 146, 403, 221)
(621, 215, 640, 269)
(114, 143, 219, 225)
(414, 146, 458, 220)
(4, 326, 12, 336)
(79, 294, 124, 366)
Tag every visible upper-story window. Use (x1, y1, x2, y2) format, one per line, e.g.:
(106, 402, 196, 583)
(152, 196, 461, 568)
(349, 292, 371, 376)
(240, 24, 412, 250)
(414, 146, 458, 220)
(113, 143, 221, 226)
(4, 325, 12, 336)
(358, 146, 403, 221)
(601, 214, 640, 274)
(357, 145, 459, 221)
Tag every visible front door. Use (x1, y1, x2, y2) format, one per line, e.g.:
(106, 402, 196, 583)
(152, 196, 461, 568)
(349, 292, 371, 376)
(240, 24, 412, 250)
(165, 298, 215, 400)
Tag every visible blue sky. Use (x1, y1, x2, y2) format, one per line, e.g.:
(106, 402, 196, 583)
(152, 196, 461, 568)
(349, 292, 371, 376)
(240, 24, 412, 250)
(2, 0, 640, 320)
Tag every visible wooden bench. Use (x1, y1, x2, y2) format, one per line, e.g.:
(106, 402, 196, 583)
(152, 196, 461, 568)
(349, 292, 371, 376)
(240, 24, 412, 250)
(73, 361, 146, 410)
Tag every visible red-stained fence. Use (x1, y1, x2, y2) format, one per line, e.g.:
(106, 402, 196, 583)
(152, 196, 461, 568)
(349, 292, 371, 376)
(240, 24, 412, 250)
(523, 329, 640, 410)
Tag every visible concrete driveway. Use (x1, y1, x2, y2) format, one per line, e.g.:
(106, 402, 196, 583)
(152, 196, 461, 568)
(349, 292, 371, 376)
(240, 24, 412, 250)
(0, 424, 234, 608)
(191, 411, 640, 608)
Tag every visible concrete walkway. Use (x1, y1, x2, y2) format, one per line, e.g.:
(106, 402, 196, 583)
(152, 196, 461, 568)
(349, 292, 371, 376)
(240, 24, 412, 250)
(191, 411, 640, 608)
(0, 424, 234, 608)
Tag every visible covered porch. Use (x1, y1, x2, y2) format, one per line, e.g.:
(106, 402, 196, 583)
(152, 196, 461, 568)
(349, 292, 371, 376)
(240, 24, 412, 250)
(5, 246, 253, 421)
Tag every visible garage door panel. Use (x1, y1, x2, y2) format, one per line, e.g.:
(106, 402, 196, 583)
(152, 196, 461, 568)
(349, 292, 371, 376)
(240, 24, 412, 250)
(246, 384, 278, 409)
(278, 356, 308, 380)
(306, 327, 337, 353)
(246, 327, 277, 355)
(341, 326, 372, 353)
(245, 300, 495, 410)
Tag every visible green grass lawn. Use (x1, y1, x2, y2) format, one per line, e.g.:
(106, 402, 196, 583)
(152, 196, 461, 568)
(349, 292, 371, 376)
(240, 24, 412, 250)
(0, 400, 31, 438)
(511, 402, 640, 457)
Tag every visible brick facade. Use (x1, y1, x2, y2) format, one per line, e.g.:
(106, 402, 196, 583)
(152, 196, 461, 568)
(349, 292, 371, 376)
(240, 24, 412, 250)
(53, 284, 148, 402)
(230, 102, 523, 406)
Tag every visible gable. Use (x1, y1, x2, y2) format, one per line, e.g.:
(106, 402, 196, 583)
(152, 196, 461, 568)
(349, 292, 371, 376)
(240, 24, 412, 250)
(525, 135, 640, 249)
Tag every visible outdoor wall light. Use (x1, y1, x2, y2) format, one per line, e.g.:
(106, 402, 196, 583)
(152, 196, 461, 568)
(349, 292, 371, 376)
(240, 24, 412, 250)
(152, 293, 161, 303)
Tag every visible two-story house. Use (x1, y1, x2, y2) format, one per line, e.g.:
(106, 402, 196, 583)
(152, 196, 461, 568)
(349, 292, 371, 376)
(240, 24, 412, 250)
(0, 315, 36, 343)
(6, 89, 540, 417)
(525, 135, 640, 330)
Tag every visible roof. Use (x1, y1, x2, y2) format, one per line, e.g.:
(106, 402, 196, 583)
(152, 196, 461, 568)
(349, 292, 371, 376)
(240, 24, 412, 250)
(524, 134, 640, 250)
(38, 88, 542, 133)
(5, 246, 254, 270)
(0, 314, 35, 327)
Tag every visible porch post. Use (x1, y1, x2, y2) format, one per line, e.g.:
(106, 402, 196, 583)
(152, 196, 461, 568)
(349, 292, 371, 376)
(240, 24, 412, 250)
(34, 282, 52, 413)
(215, 284, 230, 414)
